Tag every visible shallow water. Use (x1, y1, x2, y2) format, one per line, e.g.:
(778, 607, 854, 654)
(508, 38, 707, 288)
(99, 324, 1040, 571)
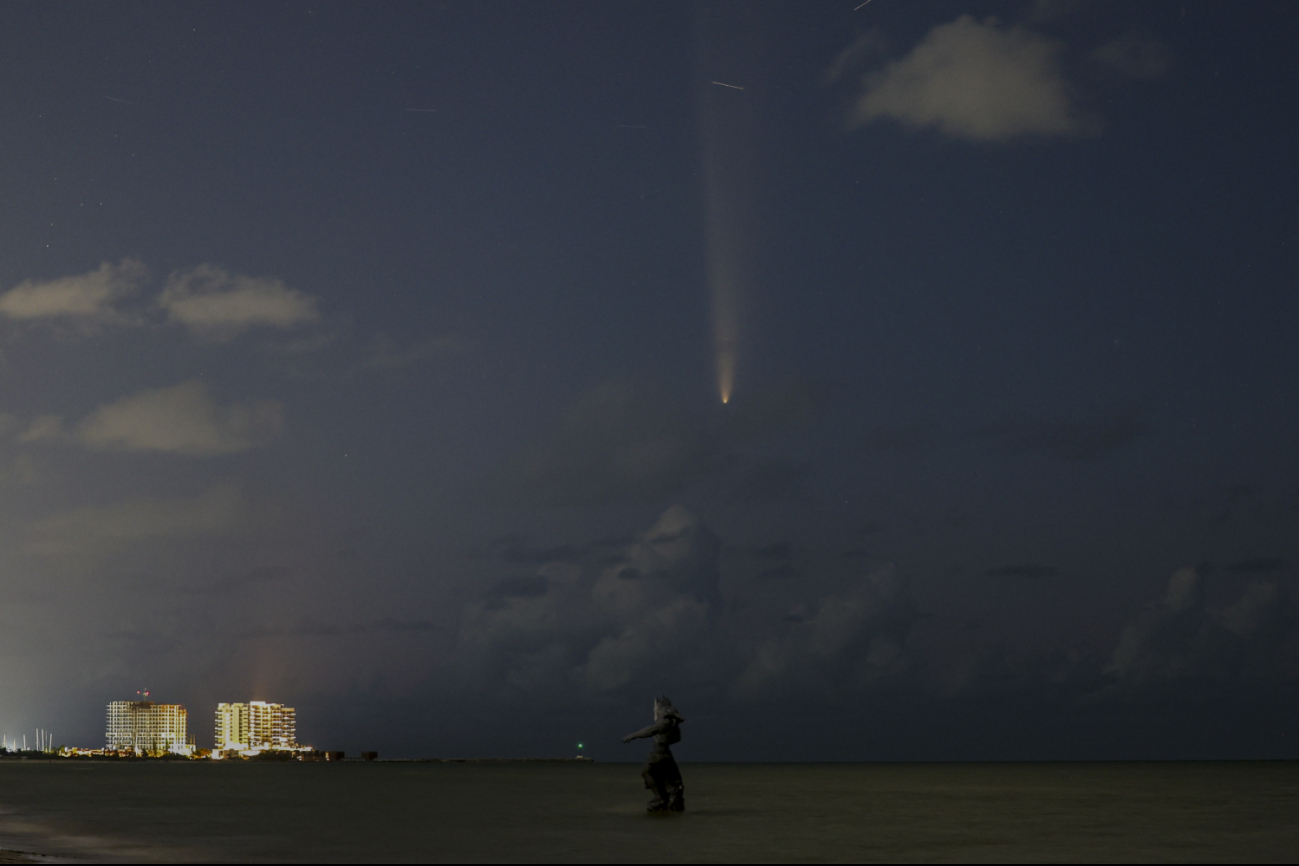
(0, 761, 1296, 863)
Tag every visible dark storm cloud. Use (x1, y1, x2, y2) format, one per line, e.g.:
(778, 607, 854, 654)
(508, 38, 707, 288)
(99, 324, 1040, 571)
(750, 541, 801, 562)
(4, 0, 1296, 763)
(1108, 568, 1299, 686)
(729, 564, 917, 701)
(240, 618, 446, 639)
(24, 483, 253, 562)
(984, 564, 1059, 579)
(180, 565, 291, 595)
(1227, 558, 1291, 575)
(477, 534, 581, 565)
(484, 575, 549, 610)
(454, 507, 722, 696)
(1204, 483, 1299, 531)
(756, 563, 801, 581)
(453, 507, 918, 704)
(493, 379, 820, 506)
(973, 411, 1142, 461)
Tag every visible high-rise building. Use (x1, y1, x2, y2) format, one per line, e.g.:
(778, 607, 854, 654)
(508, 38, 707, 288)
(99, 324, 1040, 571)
(214, 702, 251, 751)
(214, 700, 298, 753)
(106, 701, 192, 756)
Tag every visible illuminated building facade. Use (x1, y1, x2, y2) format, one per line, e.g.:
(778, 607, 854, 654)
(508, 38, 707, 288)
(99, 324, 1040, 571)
(214, 702, 251, 751)
(214, 700, 299, 753)
(105, 701, 192, 756)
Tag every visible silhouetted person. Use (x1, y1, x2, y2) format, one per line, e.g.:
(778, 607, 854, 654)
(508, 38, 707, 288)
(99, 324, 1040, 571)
(622, 696, 685, 812)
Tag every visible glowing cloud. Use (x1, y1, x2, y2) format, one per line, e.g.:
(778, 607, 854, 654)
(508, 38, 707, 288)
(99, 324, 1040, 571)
(158, 264, 320, 338)
(0, 259, 146, 322)
(75, 380, 283, 456)
(851, 15, 1085, 142)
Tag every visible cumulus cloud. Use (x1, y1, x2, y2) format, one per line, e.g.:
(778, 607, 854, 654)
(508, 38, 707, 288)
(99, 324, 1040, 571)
(824, 31, 889, 85)
(0, 259, 147, 322)
(850, 15, 1086, 142)
(455, 507, 918, 704)
(158, 264, 320, 338)
(1108, 568, 1297, 685)
(456, 506, 721, 697)
(73, 380, 283, 456)
(17, 415, 64, 443)
(731, 565, 915, 699)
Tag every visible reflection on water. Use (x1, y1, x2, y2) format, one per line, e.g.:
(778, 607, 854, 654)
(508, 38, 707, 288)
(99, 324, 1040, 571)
(1, 761, 1297, 863)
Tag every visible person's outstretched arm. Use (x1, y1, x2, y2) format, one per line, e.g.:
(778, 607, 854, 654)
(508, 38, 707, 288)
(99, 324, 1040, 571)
(622, 720, 665, 742)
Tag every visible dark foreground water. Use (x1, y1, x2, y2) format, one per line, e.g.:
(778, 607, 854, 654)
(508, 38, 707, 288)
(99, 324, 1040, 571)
(1, 761, 1296, 863)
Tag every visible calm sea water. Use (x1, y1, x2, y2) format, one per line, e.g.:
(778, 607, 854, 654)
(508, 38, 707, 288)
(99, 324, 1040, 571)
(1, 760, 1296, 863)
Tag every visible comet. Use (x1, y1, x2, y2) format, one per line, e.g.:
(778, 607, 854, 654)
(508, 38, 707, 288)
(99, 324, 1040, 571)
(698, 12, 759, 405)
(703, 127, 742, 407)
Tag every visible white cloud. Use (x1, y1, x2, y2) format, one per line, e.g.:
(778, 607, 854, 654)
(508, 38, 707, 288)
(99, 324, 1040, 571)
(851, 15, 1086, 142)
(0, 259, 147, 321)
(158, 264, 320, 338)
(74, 379, 283, 456)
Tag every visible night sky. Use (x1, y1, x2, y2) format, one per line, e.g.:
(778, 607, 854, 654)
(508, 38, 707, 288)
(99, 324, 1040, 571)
(3, 0, 1298, 761)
